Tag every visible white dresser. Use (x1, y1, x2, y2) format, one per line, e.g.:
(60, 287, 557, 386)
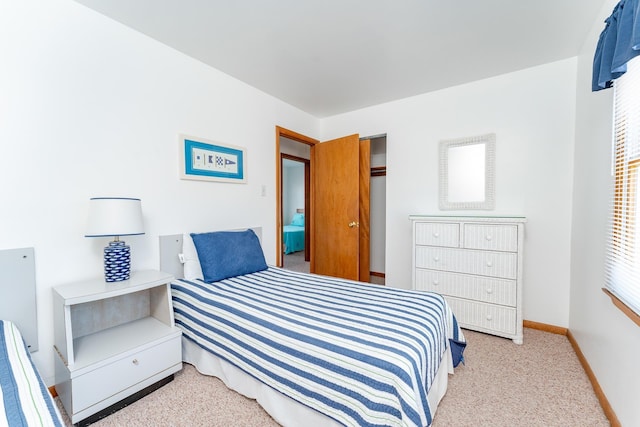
(410, 215, 526, 344)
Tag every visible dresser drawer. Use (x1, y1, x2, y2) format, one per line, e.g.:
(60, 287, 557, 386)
(415, 269, 516, 306)
(445, 297, 516, 335)
(72, 335, 181, 413)
(415, 222, 459, 247)
(415, 246, 518, 279)
(463, 224, 518, 252)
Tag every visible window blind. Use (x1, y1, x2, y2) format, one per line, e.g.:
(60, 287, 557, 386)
(605, 57, 640, 316)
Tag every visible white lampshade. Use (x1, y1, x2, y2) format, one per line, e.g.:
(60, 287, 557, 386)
(85, 197, 145, 237)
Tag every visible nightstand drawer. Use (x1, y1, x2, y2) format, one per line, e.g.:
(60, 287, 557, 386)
(415, 222, 459, 247)
(414, 269, 516, 306)
(445, 297, 516, 335)
(463, 224, 518, 252)
(73, 335, 181, 413)
(415, 246, 518, 279)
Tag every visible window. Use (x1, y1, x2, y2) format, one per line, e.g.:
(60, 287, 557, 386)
(605, 57, 640, 325)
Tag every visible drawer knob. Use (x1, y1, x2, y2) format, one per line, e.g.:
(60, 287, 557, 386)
(486, 288, 493, 294)
(486, 260, 493, 267)
(485, 234, 493, 241)
(433, 256, 440, 262)
(132, 359, 139, 365)
(433, 232, 440, 238)
(433, 279, 439, 286)
(486, 315, 493, 321)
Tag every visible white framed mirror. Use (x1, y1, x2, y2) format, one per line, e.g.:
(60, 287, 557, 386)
(439, 133, 495, 210)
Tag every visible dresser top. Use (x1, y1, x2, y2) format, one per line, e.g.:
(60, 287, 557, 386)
(409, 215, 526, 223)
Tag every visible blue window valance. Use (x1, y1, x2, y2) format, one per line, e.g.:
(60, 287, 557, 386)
(593, 0, 640, 91)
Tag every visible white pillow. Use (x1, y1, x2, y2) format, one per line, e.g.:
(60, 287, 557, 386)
(182, 233, 204, 280)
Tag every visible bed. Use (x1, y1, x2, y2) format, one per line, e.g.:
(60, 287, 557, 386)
(0, 247, 65, 426)
(160, 229, 466, 427)
(283, 211, 305, 254)
(0, 320, 64, 426)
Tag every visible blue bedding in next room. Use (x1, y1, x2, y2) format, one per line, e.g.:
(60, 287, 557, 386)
(283, 225, 304, 254)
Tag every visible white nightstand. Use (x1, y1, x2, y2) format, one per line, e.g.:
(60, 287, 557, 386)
(53, 270, 182, 425)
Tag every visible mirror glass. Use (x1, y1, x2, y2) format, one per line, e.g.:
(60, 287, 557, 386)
(439, 133, 495, 210)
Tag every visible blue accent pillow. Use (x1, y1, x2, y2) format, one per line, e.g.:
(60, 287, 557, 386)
(291, 213, 305, 226)
(190, 229, 267, 283)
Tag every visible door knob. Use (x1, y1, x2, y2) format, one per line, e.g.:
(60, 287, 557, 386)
(348, 221, 359, 228)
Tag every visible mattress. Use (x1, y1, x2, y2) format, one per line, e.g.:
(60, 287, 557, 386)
(0, 320, 64, 427)
(171, 267, 465, 427)
(283, 225, 305, 254)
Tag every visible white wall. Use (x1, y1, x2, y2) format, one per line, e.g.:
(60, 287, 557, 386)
(370, 174, 386, 274)
(370, 147, 387, 274)
(321, 58, 578, 328)
(282, 161, 305, 224)
(0, 0, 319, 384)
(280, 136, 311, 159)
(570, 0, 640, 424)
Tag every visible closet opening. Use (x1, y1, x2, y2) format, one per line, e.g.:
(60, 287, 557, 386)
(366, 134, 387, 285)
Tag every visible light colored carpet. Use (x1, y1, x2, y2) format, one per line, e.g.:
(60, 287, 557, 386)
(282, 251, 309, 274)
(431, 329, 608, 427)
(55, 328, 609, 426)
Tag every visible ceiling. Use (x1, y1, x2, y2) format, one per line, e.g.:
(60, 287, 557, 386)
(74, 0, 606, 118)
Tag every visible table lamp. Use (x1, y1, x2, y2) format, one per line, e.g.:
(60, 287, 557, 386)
(85, 197, 145, 282)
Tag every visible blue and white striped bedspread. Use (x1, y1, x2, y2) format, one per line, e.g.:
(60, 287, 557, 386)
(172, 267, 466, 427)
(0, 320, 64, 427)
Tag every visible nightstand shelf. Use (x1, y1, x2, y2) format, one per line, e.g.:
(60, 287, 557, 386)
(53, 270, 182, 425)
(72, 317, 175, 372)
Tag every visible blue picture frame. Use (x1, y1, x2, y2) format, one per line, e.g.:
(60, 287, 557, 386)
(179, 134, 246, 183)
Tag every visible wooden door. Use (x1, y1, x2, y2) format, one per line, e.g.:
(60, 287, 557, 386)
(359, 139, 371, 283)
(311, 135, 370, 281)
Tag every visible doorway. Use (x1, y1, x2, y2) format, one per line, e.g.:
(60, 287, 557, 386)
(275, 127, 317, 270)
(368, 135, 387, 285)
(281, 154, 310, 272)
(276, 127, 386, 284)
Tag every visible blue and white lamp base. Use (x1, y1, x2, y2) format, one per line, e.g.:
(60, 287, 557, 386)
(104, 240, 131, 282)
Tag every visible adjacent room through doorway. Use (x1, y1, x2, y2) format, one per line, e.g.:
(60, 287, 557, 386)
(276, 128, 386, 285)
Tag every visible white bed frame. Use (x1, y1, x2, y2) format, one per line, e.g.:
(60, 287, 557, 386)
(0, 247, 38, 351)
(159, 231, 451, 427)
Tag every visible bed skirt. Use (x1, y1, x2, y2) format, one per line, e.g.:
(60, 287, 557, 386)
(181, 336, 452, 427)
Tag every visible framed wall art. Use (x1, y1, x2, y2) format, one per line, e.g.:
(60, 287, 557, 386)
(179, 134, 246, 183)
